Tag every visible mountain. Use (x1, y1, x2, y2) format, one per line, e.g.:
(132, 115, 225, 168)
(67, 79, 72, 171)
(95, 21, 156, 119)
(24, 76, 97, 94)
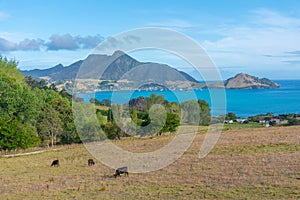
(22, 61, 83, 81)
(22, 52, 279, 91)
(22, 51, 199, 89)
(224, 73, 280, 89)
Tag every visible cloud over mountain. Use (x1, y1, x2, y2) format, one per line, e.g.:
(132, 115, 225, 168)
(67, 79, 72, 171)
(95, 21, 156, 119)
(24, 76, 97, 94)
(0, 34, 104, 52)
(0, 38, 16, 51)
(18, 39, 45, 51)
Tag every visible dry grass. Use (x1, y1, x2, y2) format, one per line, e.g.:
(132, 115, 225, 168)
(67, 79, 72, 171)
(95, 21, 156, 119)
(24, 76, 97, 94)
(0, 126, 300, 199)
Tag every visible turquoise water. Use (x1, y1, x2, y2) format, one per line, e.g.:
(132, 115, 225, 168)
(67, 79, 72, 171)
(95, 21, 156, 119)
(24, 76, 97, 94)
(77, 80, 300, 117)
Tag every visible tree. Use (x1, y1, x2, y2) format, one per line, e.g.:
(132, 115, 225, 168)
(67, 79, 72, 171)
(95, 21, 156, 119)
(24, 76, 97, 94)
(180, 100, 200, 125)
(90, 98, 101, 105)
(107, 108, 114, 122)
(38, 106, 63, 147)
(198, 100, 211, 126)
(79, 121, 104, 142)
(146, 94, 167, 110)
(25, 76, 48, 90)
(288, 118, 300, 125)
(0, 67, 41, 149)
(104, 122, 122, 140)
(226, 112, 237, 121)
(60, 121, 80, 144)
(139, 104, 167, 136)
(0, 118, 40, 150)
(0, 57, 24, 84)
(165, 102, 180, 115)
(100, 99, 112, 106)
(130, 107, 138, 124)
(59, 88, 72, 100)
(161, 113, 180, 133)
(96, 110, 105, 126)
(73, 102, 104, 142)
(248, 115, 259, 122)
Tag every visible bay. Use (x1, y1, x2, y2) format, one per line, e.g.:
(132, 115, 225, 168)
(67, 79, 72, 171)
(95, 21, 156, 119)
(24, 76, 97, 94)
(77, 80, 300, 117)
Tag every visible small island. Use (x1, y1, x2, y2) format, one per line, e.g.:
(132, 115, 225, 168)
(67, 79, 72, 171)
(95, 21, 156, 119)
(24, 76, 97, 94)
(224, 73, 280, 89)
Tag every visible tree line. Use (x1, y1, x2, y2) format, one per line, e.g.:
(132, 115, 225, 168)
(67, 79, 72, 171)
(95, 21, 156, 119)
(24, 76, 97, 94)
(78, 94, 211, 140)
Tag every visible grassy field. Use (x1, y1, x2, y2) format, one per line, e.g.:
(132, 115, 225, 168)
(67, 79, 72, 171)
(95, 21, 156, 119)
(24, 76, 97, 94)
(0, 125, 300, 199)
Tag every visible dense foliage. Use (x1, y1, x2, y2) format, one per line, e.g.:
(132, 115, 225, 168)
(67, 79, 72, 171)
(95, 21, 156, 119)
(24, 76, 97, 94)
(0, 57, 79, 150)
(94, 94, 211, 139)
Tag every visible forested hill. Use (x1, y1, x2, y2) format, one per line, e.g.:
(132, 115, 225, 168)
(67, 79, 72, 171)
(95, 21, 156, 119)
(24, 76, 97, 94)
(0, 57, 80, 150)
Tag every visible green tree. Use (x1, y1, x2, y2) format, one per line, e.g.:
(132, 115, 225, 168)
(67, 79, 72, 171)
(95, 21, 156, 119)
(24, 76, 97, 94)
(96, 110, 105, 126)
(288, 118, 300, 125)
(130, 107, 138, 123)
(198, 100, 211, 126)
(140, 104, 166, 136)
(161, 113, 180, 133)
(90, 98, 101, 105)
(79, 121, 104, 142)
(226, 112, 237, 121)
(107, 108, 114, 122)
(100, 99, 112, 106)
(73, 102, 104, 142)
(165, 102, 180, 115)
(180, 100, 200, 125)
(146, 94, 167, 110)
(38, 106, 63, 147)
(0, 118, 40, 150)
(0, 57, 24, 84)
(104, 122, 123, 140)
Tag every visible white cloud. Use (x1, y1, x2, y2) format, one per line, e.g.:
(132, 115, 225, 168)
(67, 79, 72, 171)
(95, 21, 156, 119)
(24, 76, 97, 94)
(201, 9, 300, 78)
(251, 8, 300, 27)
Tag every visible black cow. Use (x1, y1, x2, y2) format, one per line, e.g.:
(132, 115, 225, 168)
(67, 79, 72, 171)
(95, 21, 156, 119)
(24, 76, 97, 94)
(114, 166, 128, 177)
(88, 159, 95, 166)
(51, 159, 59, 167)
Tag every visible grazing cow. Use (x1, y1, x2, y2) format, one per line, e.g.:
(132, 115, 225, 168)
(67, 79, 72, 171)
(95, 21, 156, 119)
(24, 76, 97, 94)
(51, 159, 59, 167)
(114, 166, 128, 177)
(88, 159, 95, 166)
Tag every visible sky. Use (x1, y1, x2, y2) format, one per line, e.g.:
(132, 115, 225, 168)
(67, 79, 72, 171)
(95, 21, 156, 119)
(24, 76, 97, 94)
(0, 0, 300, 80)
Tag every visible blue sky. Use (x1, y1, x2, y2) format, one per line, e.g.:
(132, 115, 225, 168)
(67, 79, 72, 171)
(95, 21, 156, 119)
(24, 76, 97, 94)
(0, 0, 300, 80)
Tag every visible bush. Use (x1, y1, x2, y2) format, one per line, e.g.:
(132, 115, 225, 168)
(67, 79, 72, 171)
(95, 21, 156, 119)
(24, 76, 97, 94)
(0, 118, 40, 150)
(287, 118, 300, 126)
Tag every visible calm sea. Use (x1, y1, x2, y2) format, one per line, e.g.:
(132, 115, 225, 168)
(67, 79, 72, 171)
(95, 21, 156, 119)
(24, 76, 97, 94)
(77, 80, 300, 117)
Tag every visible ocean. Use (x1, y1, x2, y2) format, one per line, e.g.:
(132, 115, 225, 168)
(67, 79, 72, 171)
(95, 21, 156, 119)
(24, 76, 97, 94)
(77, 80, 300, 117)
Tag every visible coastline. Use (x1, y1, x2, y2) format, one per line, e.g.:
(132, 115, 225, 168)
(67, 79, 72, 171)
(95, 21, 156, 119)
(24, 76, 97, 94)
(76, 80, 300, 118)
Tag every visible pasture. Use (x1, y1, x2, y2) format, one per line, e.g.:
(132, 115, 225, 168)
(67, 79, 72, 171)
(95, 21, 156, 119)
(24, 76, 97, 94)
(0, 125, 299, 199)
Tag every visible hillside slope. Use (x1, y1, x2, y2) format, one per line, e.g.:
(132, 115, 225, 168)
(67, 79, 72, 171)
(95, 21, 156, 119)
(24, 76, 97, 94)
(225, 73, 280, 89)
(22, 51, 198, 86)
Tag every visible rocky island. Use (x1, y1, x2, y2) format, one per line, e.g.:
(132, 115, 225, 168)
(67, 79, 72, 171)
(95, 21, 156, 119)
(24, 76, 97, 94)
(224, 73, 280, 89)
